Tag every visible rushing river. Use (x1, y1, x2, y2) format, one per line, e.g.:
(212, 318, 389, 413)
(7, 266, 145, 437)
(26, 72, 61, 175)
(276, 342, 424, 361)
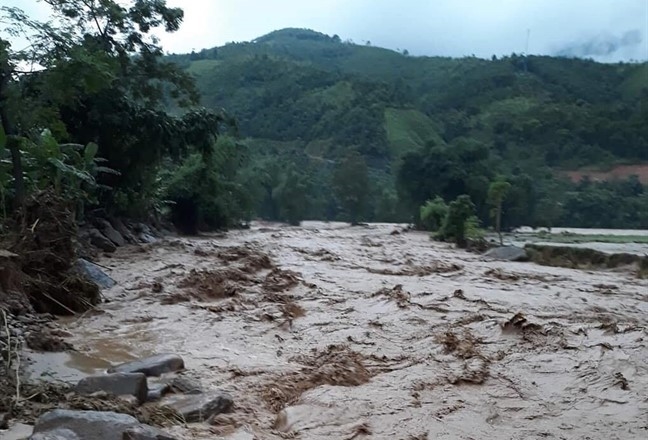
(26, 222, 648, 439)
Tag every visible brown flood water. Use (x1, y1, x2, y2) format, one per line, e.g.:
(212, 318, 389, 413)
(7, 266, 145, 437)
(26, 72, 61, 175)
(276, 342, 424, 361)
(38, 222, 648, 439)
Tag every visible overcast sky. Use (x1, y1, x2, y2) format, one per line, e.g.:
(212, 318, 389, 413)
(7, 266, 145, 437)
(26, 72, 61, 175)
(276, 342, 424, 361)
(4, 0, 648, 62)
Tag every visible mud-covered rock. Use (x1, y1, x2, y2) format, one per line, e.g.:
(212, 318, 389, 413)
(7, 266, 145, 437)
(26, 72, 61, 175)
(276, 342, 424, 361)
(95, 219, 126, 247)
(169, 376, 203, 395)
(108, 354, 184, 377)
(75, 373, 148, 404)
(133, 224, 157, 243)
(89, 229, 117, 253)
(146, 383, 171, 402)
(122, 425, 177, 440)
(165, 392, 233, 422)
(30, 429, 80, 440)
(109, 218, 138, 244)
(138, 233, 157, 244)
(484, 246, 528, 262)
(74, 259, 116, 290)
(31, 410, 139, 440)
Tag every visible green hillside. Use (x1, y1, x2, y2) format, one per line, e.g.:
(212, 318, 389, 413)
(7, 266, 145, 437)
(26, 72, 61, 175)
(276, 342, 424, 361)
(166, 28, 648, 228)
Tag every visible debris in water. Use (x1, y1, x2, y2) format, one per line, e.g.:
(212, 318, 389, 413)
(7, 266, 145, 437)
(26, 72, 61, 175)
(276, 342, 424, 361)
(263, 268, 301, 293)
(261, 345, 372, 412)
(372, 284, 410, 308)
(436, 330, 481, 359)
(614, 372, 629, 390)
(484, 268, 520, 281)
(365, 262, 462, 276)
(501, 313, 544, 334)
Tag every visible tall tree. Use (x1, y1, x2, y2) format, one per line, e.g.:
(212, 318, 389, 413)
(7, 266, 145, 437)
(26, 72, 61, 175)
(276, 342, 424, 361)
(487, 178, 511, 245)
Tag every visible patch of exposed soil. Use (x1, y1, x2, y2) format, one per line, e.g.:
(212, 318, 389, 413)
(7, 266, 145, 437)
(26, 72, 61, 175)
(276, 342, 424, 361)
(564, 164, 648, 184)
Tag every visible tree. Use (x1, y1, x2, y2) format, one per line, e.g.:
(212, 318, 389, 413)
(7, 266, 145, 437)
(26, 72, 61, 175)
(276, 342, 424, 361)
(332, 151, 369, 225)
(274, 166, 309, 226)
(1, 7, 71, 208)
(1, 1, 201, 214)
(487, 178, 511, 245)
(438, 195, 476, 248)
(419, 196, 448, 231)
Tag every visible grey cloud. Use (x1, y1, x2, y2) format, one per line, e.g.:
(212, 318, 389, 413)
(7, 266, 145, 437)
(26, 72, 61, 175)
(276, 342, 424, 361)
(3, 0, 648, 63)
(555, 30, 643, 58)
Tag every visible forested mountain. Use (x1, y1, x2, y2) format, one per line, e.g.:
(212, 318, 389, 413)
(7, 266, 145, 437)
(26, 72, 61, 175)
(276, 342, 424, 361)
(165, 28, 648, 229)
(2, 9, 647, 234)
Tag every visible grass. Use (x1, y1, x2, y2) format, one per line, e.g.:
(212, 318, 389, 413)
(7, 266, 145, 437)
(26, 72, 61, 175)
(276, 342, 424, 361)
(384, 108, 444, 157)
(187, 59, 221, 76)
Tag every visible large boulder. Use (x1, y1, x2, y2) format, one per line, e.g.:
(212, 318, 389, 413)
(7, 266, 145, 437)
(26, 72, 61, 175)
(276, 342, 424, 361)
(89, 229, 117, 253)
(95, 219, 126, 247)
(108, 354, 184, 377)
(109, 218, 138, 244)
(146, 382, 171, 402)
(75, 373, 148, 404)
(74, 259, 116, 290)
(31, 410, 139, 440)
(133, 223, 158, 244)
(169, 376, 203, 395)
(164, 392, 233, 423)
(484, 246, 528, 262)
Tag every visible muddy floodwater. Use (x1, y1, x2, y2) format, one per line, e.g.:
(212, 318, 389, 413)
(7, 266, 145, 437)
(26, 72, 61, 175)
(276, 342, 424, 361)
(33, 222, 648, 439)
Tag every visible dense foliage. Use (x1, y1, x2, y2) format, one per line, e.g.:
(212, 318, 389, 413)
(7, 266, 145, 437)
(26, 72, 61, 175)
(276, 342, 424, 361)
(2, 17, 648, 231)
(168, 28, 648, 229)
(1, 1, 247, 232)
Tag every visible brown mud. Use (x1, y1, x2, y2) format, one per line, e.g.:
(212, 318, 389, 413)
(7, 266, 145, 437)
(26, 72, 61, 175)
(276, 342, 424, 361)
(24, 222, 648, 439)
